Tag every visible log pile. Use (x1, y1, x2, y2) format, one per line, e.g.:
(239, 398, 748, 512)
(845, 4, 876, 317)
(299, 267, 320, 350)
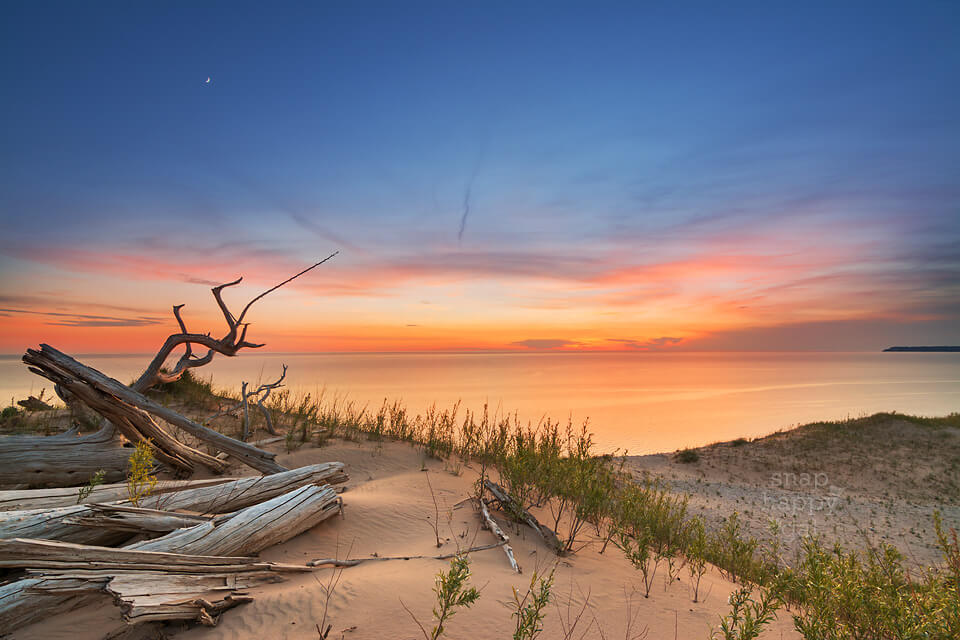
(0, 472, 347, 629)
(0, 261, 353, 632)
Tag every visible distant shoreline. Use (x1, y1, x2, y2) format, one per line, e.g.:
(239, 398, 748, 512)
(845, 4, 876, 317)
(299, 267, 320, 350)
(883, 346, 960, 352)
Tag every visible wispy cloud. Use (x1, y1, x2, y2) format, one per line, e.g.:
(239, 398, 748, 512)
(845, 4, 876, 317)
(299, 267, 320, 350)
(510, 339, 582, 349)
(0, 308, 164, 328)
(607, 336, 683, 350)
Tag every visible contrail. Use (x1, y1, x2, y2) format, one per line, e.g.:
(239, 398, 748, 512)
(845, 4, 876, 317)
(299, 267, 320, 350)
(457, 182, 472, 245)
(457, 148, 485, 245)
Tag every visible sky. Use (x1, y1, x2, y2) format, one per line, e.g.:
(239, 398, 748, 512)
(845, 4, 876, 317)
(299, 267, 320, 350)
(1, 1, 958, 353)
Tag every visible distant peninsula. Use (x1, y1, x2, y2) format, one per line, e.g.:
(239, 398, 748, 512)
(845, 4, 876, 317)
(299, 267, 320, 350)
(883, 346, 960, 352)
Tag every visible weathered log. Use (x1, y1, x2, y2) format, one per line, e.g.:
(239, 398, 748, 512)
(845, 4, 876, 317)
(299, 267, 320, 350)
(129, 484, 342, 556)
(0, 463, 347, 544)
(0, 476, 237, 512)
(24, 345, 286, 474)
(1, 484, 342, 629)
(484, 479, 564, 554)
(28, 361, 227, 475)
(476, 497, 521, 573)
(0, 425, 132, 487)
(64, 504, 218, 535)
(0, 538, 310, 573)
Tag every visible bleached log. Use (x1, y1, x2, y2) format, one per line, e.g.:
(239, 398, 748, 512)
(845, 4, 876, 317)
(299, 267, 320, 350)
(484, 479, 564, 554)
(1, 485, 342, 628)
(32, 363, 227, 475)
(0, 476, 237, 512)
(215, 435, 285, 461)
(0, 538, 311, 573)
(129, 484, 342, 556)
(0, 463, 347, 544)
(476, 497, 521, 573)
(0, 426, 132, 487)
(64, 504, 217, 534)
(24, 345, 286, 474)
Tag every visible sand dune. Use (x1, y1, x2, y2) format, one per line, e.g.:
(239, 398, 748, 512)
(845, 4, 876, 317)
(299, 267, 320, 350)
(11, 438, 801, 640)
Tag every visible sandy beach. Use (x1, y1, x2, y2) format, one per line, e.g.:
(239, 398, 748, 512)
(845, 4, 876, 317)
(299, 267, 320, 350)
(10, 435, 808, 640)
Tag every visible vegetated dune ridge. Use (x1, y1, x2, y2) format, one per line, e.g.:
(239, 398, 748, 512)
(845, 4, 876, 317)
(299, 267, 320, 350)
(10, 411, 959, 640)
(11, 437, 801, 640)
(626, 412, 960, 569)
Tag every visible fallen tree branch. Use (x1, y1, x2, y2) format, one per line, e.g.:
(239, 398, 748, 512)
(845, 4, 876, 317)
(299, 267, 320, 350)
(484, 479, 563, 554)
(476, 495, 521, 573)
(24, 345, 286, 474)
(0, 426, 132, 487)
(0, 477, 239, 512)
(306, 540, 507, 568)
(1, 484, 343, 628)
(0, 538, 311, 573)
(0, 463, 347, 544)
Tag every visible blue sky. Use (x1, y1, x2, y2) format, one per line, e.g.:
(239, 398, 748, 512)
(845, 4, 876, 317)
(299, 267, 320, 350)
(1, 1, 958, 352)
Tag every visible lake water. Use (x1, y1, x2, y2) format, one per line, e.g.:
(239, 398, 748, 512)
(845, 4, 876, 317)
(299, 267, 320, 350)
(2, 351, 958, 454)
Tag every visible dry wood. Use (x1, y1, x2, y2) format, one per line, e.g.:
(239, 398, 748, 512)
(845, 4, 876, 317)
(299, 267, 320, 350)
(128, 484, 342, 556)
(130, 255, 337, 393)
(0, 476, 237, 512)
(63, 504, 218, 535)
(307, 541, 508, 568)
(0, 538, 311, 573)
(476, 495, 521, 573)
(207, 366, 287, 440)
(28, 361, 227, 475)
(484, 479, 564, 554)
(0, 463, 347, 544)
(24, 345, 286, 474)
(1, 484, 343, 628)
(0, 425, 132, 487)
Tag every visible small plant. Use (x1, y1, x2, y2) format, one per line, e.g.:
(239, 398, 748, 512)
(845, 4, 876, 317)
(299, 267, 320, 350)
(675, 448, 699, 463)
(403, 555, 480, 640)
(76, 468, 106, 504)
(713, 587, 781, 640)
(687, 516, 709, 602)
(126, 440, 158, 507)
(509, 567, 555, 640)
(1, 405, 21, 419)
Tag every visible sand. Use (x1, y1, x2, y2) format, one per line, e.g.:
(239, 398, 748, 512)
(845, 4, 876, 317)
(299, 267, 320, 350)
(10, 437, 804, 640)
(626, 414, 960, 569)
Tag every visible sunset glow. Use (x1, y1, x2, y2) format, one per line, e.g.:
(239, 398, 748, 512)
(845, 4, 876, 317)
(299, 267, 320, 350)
(1, 3, 957, 354)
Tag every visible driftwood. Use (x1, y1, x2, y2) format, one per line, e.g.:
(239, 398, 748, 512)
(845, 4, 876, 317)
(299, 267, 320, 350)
(3, 258, 337, 488)
(129, 256, 336, 394)
(0, 538, 311, 573)
(0, 476, 238, 512)
(476, 496, 521, 573)
(207, 366, 287, 440)
(484, 479, 564, 554)
(0, 425, 133, 487)
(307, 541, 508, 568)
(0, 463, 347, 544)
(25, 345, 285, 475)
(128, 484, 342, 555)
(64, 504, 220, 535)
(0, 484, 342, 628)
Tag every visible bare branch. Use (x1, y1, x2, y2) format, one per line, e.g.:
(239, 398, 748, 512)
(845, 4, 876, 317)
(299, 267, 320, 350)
(132, 255, 336, 393)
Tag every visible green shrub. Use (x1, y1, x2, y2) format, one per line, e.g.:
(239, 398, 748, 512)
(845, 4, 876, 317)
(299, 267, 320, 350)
(676, 448, 700, 463)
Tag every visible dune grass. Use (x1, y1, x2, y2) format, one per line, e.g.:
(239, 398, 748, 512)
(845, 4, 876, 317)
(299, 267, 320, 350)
(4, 376, 958, 638)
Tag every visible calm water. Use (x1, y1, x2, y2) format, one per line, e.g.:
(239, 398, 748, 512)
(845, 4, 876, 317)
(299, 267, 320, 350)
(2, 352, 958, 454)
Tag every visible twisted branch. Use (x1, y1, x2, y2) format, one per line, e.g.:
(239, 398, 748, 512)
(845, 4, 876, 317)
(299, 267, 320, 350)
(132, 253, 337, 393)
